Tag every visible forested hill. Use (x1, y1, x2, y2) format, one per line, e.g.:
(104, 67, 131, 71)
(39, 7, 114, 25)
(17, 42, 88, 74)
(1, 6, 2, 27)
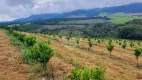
(13, 3, 142, 22)
(118, 19, 142, 40)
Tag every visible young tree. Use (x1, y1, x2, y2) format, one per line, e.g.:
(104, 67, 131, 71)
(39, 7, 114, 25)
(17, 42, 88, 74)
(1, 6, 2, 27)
(137, 41, 141, 46)
(30, 41, 54, 74)
(98, 40, 101, 45)
(59, 34, 62, 39)
(24, 35, 36, 47)
(66, 36, 71, 44)
(70, 67, 106, 80)
(47, 39, 51, 45)
(69, 29, 73, 40)
(102, 39, 104, 42)
(53, 34, 56, 39)
(106, 40, 114, 58)
(130, 42, 134, 48)
(88, 41, 93, 50)
(108, 39, 112, 43)
(17, 33, 26, 42)
(122, 42, 126, 49)
(69, 30, 73, 38)
(88, 37, 91, 42)
(76, 38, 80, 47)
(134, 48, 141, 67)
(119, 42, 121, 45)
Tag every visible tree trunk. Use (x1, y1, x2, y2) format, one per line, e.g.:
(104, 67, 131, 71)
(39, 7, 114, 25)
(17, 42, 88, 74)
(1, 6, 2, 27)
(89, 47, 91, 51)
(41, 62, 47, 74)
(110, 52, 111, 58)
(68, 40, 70, 45)
(136, 57, 139, 67)
(50, 64, 55, 80)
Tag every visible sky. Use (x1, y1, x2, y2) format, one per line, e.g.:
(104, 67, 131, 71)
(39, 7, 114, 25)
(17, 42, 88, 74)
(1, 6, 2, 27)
(0, 0, 142, 22)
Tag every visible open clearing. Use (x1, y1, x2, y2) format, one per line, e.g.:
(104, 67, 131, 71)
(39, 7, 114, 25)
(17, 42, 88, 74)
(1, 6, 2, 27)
(0, 30, 31, 80)
(23, 32, 142, 80)
(99, 12, 142, 24)
(1, 29, 142, 80)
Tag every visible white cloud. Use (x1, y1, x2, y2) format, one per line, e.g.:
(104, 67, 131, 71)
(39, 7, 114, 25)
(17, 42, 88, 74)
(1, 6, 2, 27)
(0, 14, 15, 22)
(5, 0, 34, 7)
(0, 0, 142, 21)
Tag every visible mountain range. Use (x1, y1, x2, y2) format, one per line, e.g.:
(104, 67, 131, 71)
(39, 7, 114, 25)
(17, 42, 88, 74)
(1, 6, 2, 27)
(7, 2, 142, 22)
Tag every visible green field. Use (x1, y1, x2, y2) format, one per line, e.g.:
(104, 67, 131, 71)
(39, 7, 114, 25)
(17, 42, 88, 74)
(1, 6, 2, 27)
(99, 12, 142, 24)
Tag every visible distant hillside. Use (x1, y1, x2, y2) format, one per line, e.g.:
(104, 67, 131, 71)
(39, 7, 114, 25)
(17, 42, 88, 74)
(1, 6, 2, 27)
(118, 19, 142, 40)
(12, 3, 142, 22)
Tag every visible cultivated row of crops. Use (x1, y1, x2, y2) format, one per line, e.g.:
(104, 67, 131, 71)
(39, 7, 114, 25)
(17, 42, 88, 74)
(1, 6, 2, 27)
(8, 30, 54, 78)
(47, 32, 142, 68)
(79, 37, 142, 67)
(6, 29, 107, 80)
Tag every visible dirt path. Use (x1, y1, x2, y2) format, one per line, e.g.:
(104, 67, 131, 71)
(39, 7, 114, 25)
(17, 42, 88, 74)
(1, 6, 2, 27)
(0, 30, 31, 80)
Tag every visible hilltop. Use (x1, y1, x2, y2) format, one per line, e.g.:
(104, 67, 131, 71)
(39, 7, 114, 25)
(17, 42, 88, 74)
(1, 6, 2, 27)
(13, 3, 142, 22)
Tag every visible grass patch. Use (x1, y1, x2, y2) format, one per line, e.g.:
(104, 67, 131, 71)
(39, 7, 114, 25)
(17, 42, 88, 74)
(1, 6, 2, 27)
(99, 12, 142, 24)
(109, 17, 134, 24)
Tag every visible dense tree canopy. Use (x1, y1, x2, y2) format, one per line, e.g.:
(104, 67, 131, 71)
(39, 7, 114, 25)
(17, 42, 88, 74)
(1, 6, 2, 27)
(118, 25, 142, 40)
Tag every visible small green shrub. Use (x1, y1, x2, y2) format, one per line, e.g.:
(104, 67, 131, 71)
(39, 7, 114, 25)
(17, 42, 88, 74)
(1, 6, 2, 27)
(97, 39, 101, 46)
(70, 68, 82, 80)
(130, 42, 134, 48)
(9, 30, 36, 47)
(70, 67, 106, 80)
(134, 48, 142, 67)
(30, 41, 54, 73)
(106, 40, 114, 58)
(88, 41, 93, 50)
(10, 36, 21, 46)
(137, 41, 141, 46)
(24, 35, 36, 47)
(119, 42, 121, 45)
(122, 42, 126, 49)
(88, 37, 91, 42)
(17, 33, 26, 42)
(76, 38, 80, 45)
(47, 39, 51, 45)
(66, 36, 70, 42)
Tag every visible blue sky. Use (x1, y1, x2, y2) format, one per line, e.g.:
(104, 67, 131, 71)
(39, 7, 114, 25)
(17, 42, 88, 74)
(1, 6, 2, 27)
(0, 0, 142, 21)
